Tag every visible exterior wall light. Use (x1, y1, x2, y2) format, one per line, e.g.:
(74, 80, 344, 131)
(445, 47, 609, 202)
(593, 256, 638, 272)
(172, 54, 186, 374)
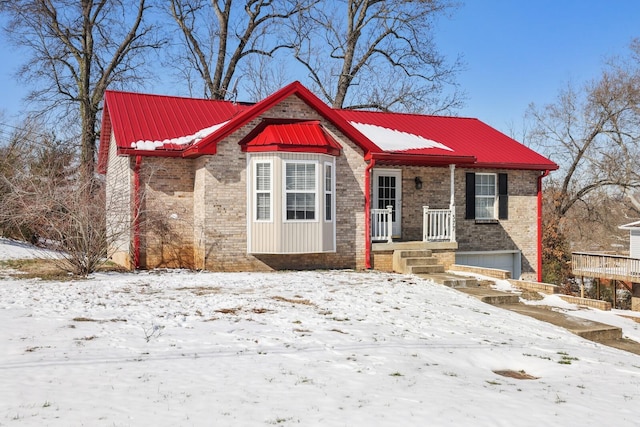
(414, 176, 423, 190)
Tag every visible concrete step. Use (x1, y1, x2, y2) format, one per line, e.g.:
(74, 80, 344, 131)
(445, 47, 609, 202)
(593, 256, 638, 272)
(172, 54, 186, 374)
(453, 285, 637, 354)
(457, 287, 519, 303)
(501, 303, 623, 341)
(403, 257, 440, 267)
(397, 250, 433, 258)
(417, 272, 477, 288)
(409, 265, 446, 275)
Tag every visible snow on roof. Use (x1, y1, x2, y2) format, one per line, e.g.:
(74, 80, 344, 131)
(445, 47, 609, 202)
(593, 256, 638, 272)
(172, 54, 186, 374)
(349, 121, 453, 152)
(130, 121, 229, 150)
(619, 220, 640, 230)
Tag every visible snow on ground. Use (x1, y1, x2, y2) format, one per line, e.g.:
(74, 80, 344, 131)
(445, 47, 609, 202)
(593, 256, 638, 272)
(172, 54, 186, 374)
(1, 251, 640, 425)
(0, 238, 59, 261)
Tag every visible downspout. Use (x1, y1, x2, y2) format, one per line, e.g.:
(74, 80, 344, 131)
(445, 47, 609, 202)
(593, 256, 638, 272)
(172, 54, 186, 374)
(133, 155, 142, 270)
(364, 158, 376, 269)
(537, 170, 550, 282)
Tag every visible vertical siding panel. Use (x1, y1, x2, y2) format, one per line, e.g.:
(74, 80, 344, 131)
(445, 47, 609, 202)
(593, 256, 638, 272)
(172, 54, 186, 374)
(249, 151, 336, 253)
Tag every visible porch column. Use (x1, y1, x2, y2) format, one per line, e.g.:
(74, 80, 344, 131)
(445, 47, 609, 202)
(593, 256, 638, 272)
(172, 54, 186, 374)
(449, 164, 455, 209)
(449, 164, 456, 243)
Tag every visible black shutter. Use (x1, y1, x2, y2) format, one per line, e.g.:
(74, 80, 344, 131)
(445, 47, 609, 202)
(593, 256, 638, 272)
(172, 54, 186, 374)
(498, 173, 508, 220)
(465, 172, 475, 219)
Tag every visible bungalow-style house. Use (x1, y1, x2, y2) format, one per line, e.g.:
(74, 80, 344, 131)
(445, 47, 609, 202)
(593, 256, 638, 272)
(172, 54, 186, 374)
(98, 81, 557, 281)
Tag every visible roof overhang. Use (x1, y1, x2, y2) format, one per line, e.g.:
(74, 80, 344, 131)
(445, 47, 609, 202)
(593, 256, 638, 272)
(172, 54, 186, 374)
(239, 119, 342, 156)
(619, 220, 640, 230)
(365, 152, 476, 167)
(462, 162, 560, 171)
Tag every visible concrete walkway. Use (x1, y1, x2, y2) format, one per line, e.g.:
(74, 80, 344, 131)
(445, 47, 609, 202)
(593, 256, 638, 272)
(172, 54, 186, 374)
(456, 287, 640, 356)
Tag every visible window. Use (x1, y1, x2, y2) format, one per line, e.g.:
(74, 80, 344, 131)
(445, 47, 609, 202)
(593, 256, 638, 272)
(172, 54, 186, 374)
(255, 161, 271, 221)
(465, 172, 508, 220)
(324, 163, 333, 221)
(285, 162, 316, 220)
(475, 173, 496, 219)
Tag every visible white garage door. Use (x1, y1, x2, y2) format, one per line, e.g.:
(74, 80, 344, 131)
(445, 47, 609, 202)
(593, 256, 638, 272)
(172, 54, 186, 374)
(456, 250, 521, 279)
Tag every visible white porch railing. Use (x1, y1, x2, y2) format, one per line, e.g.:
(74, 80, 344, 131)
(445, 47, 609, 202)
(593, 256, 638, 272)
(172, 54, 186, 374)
(423, 206, 456, 242)
(371, 206, 393, 243)
(572, 252, 640, 282)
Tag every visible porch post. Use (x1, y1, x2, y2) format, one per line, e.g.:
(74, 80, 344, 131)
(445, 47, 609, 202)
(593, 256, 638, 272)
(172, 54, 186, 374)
(386, 205, 393, 243)
(449, 164, 455, 209)
(449, 164, 456, 243)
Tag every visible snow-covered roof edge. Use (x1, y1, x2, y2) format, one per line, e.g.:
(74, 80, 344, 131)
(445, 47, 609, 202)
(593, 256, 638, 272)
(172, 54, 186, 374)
(349, 121, 453, 152)
(130, 121, 229, 151)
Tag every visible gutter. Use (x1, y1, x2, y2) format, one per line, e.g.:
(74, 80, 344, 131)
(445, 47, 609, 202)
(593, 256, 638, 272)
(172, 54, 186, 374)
(133, 155, 142, 269)
(364, 158, 376, 269)
(537, 170, 551, 282)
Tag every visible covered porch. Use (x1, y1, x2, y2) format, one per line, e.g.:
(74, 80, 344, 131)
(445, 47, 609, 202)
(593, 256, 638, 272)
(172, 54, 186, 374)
(370, 164, 458, 245)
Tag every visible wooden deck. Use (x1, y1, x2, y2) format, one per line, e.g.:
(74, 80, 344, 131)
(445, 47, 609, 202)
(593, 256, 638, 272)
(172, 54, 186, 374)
(572, 252, 640, 283)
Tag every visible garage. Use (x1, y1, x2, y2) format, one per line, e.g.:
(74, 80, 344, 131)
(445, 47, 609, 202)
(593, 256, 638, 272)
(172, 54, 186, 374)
(455, 250, 521, 279)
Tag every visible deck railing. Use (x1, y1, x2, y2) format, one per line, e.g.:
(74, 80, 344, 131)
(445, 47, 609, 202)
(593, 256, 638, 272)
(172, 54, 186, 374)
(371, 206, 393, 243)
(423, 206, 456, 242)
(572, 252, 640, 282)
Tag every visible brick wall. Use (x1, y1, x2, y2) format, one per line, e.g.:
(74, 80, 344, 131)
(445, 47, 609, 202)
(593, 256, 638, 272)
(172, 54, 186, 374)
(399, 166, 540, 280)
(105, 136, 133, 269)
(456, 169, 539, 280)
(193, 97, 366, 271)
(138, 157, 196, 268)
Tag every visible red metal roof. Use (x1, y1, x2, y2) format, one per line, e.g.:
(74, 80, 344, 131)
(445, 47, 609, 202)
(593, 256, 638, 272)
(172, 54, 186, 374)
(97, 91, 249, 171)
(98, 82, 558, 173)
(239, 120, 342, 156)
(337, 110, 558, 170)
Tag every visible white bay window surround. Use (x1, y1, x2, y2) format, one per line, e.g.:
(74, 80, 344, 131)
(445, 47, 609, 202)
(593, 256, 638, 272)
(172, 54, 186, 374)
(254, 161, 272, 221)
(285, 162, 316, 220)
(248, 153, 336, 254)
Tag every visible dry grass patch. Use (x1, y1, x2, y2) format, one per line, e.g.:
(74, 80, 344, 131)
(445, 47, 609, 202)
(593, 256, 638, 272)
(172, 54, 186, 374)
(215, 307, 242, 315)
(493, 369, 539, 380)
(72, 317, 127, 323)
(0, 259, 126, 280)
(271, 296, 317, 307)
(177, 286, 222, 296)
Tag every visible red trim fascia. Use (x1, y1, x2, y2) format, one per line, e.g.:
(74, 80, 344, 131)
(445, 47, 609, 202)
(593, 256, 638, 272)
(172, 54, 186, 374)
(537, 170, 551, 281)
(364, 158, 375, 269)
(366, 152, 476, 166)
(183, 81, 380, 158)
(464, 162, 559, 171)
(118, 148, 189, 158)
(133, 156, 142, 270)
(243, 145, 341, 156)
(97, 102, 112, 174)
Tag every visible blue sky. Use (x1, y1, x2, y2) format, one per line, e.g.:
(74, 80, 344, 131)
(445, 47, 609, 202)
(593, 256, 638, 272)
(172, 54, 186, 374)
(0, 1, 639, 135)
(437, 0, 640, 132)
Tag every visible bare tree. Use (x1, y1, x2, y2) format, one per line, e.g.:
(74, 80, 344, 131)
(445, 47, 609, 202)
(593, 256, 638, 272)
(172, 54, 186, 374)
(1, 0, 164, 181)
(292, 0, 464, 112)
(528, 45, 640, 221)
(168, 0, 314, 100)
(528, 40, 640, 284)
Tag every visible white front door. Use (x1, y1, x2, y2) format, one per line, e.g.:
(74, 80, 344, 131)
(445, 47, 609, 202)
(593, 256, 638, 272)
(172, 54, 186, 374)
(373, 169, 402, 237)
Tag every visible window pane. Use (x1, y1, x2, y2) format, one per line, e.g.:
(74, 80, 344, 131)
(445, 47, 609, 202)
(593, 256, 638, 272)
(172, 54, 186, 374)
(286, 163, 315, 191)
(325, 193, 332, 221)
(475, 197, 495, 219)
(325, 164, 333, 221)
(256, 193, 270, 220)
(475, 174, 495, 196)
(256, 163, 270, 191)
(287, 193, 315, 220)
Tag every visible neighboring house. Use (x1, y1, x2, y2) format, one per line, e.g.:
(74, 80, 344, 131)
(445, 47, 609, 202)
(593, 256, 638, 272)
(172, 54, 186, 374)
(620, 220, 640, 259)
(98, 82, 557, 281)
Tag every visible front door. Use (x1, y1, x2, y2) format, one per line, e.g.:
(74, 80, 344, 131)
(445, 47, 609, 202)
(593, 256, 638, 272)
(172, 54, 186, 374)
(373, 169, 402, 237)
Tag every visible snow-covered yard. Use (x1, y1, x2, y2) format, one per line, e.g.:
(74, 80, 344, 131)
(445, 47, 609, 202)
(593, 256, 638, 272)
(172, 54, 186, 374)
(1, 239, 640, 426)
